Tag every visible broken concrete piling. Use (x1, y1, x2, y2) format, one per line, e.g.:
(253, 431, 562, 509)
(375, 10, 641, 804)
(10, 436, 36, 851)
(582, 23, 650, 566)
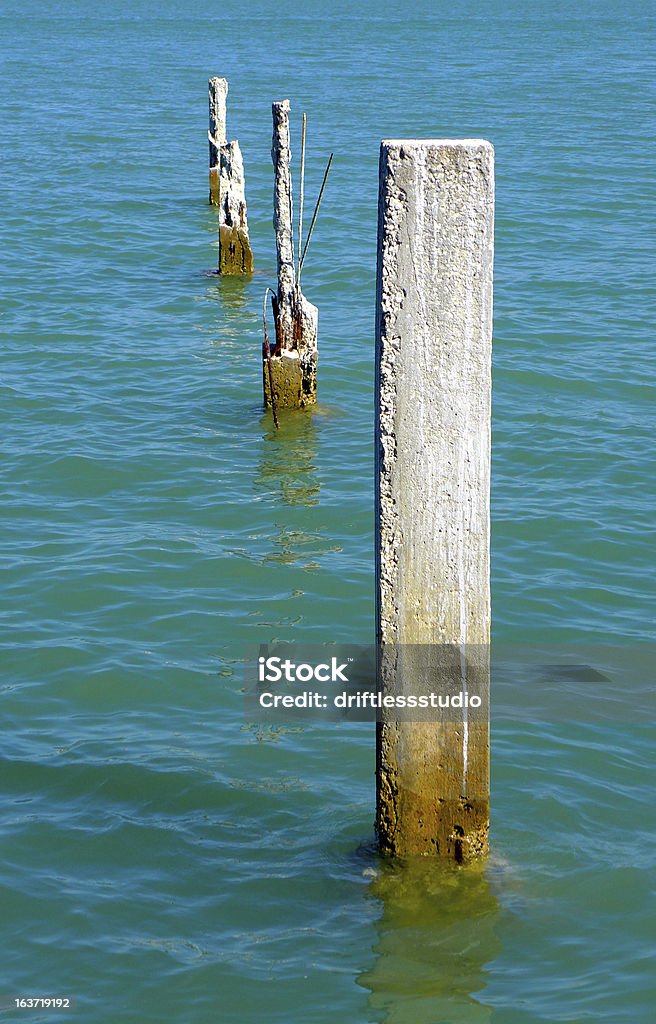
(208, 77, 227, 206)
(375, 140, 494, 860)
(263, 100, 318, 410)
(208, 76, 253, 274)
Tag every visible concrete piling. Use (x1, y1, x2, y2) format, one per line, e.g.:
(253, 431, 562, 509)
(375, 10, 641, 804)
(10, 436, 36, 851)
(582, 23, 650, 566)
(208, 77, 253, 274)
(375, 140, 494, 860)
(208, 77, 227, 206)
(263, 100, 318, 410)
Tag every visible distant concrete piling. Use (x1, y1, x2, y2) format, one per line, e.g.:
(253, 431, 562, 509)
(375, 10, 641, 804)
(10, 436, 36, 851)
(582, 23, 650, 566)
(263, 100, 318, 409)
(208, 77, 227, 206)
(375, 140, 494, 860)
(208, 77, 253, 274)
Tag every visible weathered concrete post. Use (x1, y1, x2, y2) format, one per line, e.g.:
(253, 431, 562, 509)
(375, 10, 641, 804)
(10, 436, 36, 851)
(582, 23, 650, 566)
(263, 100, 318, 409)
(208, 77, 227, 206)
(375, 140, 494, 860)
(208, 77, 253, 274)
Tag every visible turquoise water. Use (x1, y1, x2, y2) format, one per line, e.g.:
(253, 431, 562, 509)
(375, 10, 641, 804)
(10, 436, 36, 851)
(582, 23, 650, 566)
(2, 0, 655, 1020)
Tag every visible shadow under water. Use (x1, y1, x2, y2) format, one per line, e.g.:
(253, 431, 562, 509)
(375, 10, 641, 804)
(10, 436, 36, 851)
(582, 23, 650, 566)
(360, 856, 500, 1024)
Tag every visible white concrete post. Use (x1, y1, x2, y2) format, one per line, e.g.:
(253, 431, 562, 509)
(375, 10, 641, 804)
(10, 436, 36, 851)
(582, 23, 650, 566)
(265, 101, 318, 409)
(218, 140, 253, 275)
(208, 77, 253, 274)
(208, 77, 227, 206)
(375, 139, 494, 860)
(271, 100, 296, 347)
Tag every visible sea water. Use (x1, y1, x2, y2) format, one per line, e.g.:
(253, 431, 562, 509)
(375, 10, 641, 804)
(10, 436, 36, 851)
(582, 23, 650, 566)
(2, 0, 655, 1020)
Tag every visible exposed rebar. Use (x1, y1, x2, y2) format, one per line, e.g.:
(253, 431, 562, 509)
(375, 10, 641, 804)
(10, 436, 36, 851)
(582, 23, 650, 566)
(297, 112, 307, 287)
(298, 152, 333, 283)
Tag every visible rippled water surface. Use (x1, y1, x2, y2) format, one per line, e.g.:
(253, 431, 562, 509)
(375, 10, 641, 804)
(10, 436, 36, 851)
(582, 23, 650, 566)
(2, 0, 655, 1021)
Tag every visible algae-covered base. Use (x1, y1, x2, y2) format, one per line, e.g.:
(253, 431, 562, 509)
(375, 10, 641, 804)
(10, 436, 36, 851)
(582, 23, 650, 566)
(376, 711, 490, 862)
(219, 225, 254, 275)
(377, 785, 490, 862)
(263, 350, 317, 409)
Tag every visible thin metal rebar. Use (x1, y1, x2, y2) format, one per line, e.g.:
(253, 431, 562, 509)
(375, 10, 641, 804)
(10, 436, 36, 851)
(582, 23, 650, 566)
(296, 112, 307, 286)
(298, 152, 333, 282)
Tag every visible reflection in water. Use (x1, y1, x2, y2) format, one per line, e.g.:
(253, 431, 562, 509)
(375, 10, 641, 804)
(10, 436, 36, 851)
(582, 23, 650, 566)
(360, 858, 500, 1024)
(210, 271, 251, 313)
(255, 408, 320, 508)
(254, 410, 322, 570)
(202, 271, 256, 356)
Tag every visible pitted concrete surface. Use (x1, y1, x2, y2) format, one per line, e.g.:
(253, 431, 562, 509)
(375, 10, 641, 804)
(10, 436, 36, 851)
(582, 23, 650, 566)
(375, 140, 494, 858)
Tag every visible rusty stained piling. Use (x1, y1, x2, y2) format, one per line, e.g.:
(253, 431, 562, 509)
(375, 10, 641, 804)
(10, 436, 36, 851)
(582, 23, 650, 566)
(263, 100, 318, 410)
(262, 288, 280, 430)
(208, 76, 253, 274)
(375, 139, 494, 861)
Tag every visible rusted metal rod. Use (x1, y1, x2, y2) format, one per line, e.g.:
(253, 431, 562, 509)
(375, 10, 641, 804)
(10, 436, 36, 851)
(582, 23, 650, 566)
(297, 112, 307, 287)
(298, 152, 333, 283)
